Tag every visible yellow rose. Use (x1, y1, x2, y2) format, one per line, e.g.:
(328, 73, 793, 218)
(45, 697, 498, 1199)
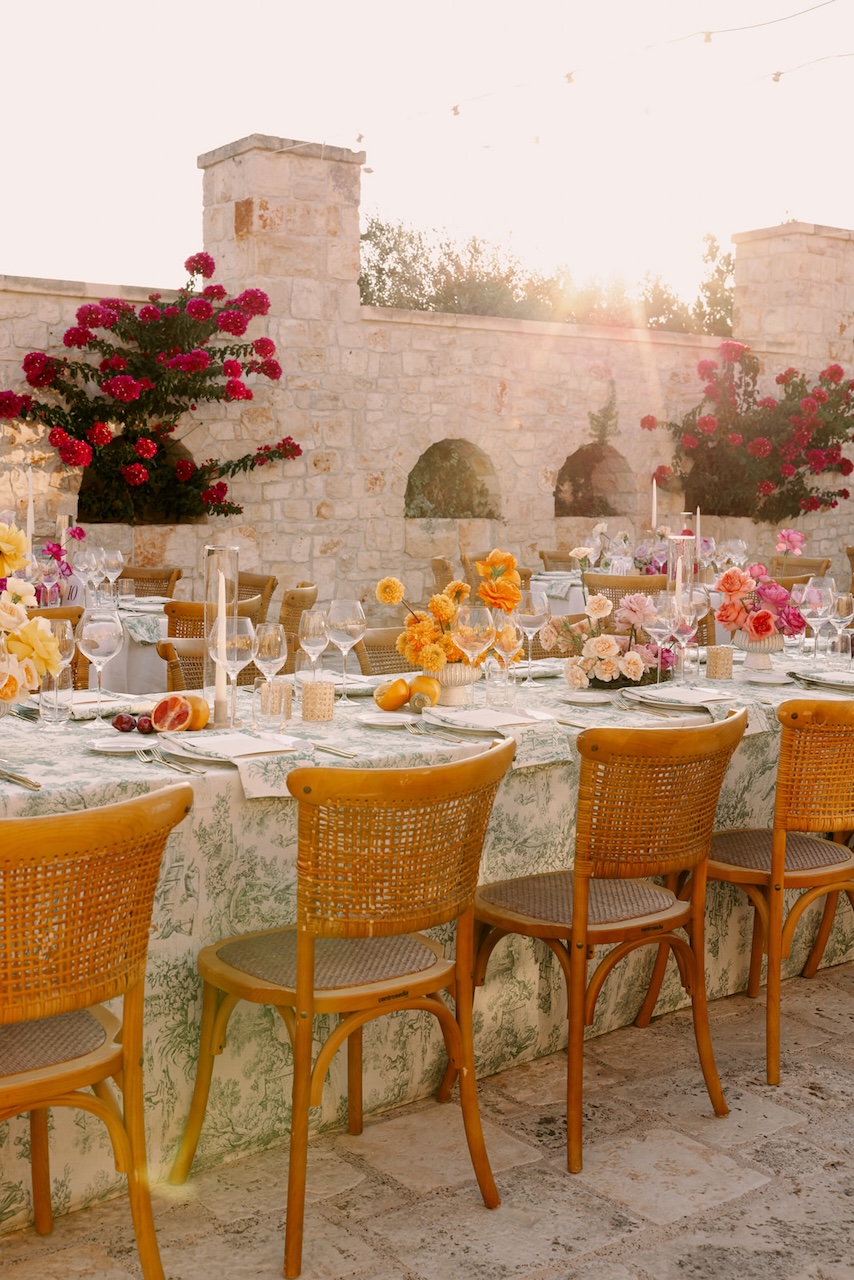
(6, 616, 62, 677)
(0, 522, 28, 578)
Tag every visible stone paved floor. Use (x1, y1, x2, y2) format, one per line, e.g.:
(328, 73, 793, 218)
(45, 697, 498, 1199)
(4, 961, 854, 1279)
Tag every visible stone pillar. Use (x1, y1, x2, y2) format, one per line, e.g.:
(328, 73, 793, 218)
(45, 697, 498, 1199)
(733, 222, 854, 367)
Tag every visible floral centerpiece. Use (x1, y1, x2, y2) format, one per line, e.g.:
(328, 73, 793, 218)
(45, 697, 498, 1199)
(0, 522, 63, 704)
(375, 549, 523, 674)
(639, 340, 854, 521)
(0, 252, 302, 524)
(712, 564, 806, 652)
(539, 592, 675, 690)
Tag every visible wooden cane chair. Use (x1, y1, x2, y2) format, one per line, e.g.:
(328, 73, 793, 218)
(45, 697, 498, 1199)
(431, 556, 454, 592)
(704, 700, 854, 1085)
(27, 605, 89, 690)
(847, 548, 854, 582)
(165, 596, 262, 639)
(472, 709, 747, 1173)
(354, 626, 421, 676)
(582, 571, 668, 608)
(156, 638, 205, 691)
(538, 549, 576, 571)
(0, 784, 193, 1280)
(277, 583, 318, 635)
(117, 565, 183, 598)
(767, 555, 831, 582)
(237, 571, 278, 624)
(461, 551, 492, 593)
(169, 738, 516, 1277)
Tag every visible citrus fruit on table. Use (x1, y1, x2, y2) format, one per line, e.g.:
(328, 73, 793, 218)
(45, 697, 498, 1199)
(151, 694, 210, 732)
(408, 674, 440, 707)
(372, 678, 411, 712)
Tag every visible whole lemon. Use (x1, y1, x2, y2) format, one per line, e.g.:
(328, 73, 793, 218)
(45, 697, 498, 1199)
(373, 677, 411, 712)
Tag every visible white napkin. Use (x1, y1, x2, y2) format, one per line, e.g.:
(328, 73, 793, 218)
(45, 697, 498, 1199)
(423, 707, 555, 731)
(162, 731, 300, 761)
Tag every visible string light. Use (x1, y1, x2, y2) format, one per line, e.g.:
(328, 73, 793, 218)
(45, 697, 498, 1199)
(653, 0, 836, 46)
(769, 49, 854, 81)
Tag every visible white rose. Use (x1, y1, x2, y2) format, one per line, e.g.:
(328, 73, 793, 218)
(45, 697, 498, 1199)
(594, 658, 621, 682)
(618, 651, 646, 681)
(4, 577, 37, 606)
(585, 594, 613, 621)
(570, 546, 594, 560)
(582, 633, 620, 661)
(0, 600, 28, 631)
(565, 659, 589, 689)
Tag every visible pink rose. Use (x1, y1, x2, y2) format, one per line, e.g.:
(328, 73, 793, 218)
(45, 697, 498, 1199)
(715, 600, 748, 632)
(715, 567, 755, 599)
(744, 609, 777, 641)
(756, 581, 789, 611)
(747, 563, 767, 580)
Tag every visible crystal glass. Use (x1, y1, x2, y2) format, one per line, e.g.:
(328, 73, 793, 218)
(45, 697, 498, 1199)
(697, 536, 716, 584)
(672, 586, 709, 685)
(450, 605, 496, 707)
(297, 609, 329, 678)
(102, 548, 124, 599)
(646, 592, 680, 683)
(827, 592, 854, 668)
(802, 576, 836, 666)
(252, 622, 289, 682)
(493, 613, 526, 669)
(786, 582, 809, 657)
(75, 607, 124, 720)
(32, 551, 61, 605)
(207, 616, 255, 728)
(516, 590, 550, 684)
(42, 619, 76, 723)
(325, 598, 367, 704)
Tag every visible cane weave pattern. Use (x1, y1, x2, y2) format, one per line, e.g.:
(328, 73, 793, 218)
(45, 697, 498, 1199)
(0, 1009, 107, 1075)
(774, 701, 854, 833)
(711, 829, 854, 873)
(477, 870, 674, 926)
(218, 931, 440, 990)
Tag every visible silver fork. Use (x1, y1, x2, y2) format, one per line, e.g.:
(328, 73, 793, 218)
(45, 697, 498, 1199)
(135, 748, 197, 775)
(147, 743, 206, 774)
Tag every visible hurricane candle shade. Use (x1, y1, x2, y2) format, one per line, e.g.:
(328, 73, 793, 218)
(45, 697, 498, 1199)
(204, 545, 239, 727)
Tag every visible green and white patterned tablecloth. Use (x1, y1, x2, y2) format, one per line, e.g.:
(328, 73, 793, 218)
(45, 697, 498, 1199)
(2, 662, 853, 1233)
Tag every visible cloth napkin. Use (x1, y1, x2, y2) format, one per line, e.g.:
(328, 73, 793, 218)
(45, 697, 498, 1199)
(123, 613, 167, 644)
(51, 693, 158, 721)
(421, 706, 569, 769)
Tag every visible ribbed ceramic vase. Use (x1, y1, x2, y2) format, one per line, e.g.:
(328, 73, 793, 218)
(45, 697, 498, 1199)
(732, 629, 784, 671)
(424, 663, 478, 706)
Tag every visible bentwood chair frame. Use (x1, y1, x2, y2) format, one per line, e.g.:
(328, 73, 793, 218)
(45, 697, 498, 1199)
(431, 556, 454, 592)
(156, 638, 205, 692)
(169, 738, 516, 1278)
(538, 549, 576, 572)
(117, 565, 183, 598)
(26, 605, 89, 690)
(472, 710, 747, 1173)
(582, 571, 668, 608)
(277, 583, 318, 636)
(237, 571, 278, 623)
(0, 785, 193, 1280)
(767, 555, 831, 583)
(354, 626, 421, 676)
(704, 700, 854, 1085)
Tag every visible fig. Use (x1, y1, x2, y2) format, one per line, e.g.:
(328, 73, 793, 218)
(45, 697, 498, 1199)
(112, 712, 136, 732)
(136, 715, 154, 734)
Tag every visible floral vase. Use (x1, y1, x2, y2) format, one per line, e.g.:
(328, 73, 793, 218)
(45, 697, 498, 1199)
(424, 664, 479, 707)
(732, 629, 784, 671)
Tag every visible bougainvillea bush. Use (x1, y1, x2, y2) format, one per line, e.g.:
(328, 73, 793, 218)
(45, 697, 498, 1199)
(639, 340, 854, 522)
(0, 252, 301, 524)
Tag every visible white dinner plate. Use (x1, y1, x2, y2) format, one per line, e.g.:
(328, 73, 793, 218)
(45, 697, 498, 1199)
(562, 690, 613, 705)
(87, 735, 148, 755)
(746, 672, 793, 686)
(357, 711, 418, 728)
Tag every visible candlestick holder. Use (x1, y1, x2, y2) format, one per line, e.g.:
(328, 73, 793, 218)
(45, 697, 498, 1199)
(203, 545, 239, 728)
(666, 535, 695, 598)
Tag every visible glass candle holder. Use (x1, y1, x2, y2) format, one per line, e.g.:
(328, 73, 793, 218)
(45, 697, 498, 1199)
(204, 544, 239, 728)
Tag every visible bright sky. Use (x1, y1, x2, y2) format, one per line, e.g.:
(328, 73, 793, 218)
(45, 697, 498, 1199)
(2, 0, 852, 301)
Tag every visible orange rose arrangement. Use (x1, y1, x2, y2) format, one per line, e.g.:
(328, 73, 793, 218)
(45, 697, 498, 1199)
(712, 565, 806, 642)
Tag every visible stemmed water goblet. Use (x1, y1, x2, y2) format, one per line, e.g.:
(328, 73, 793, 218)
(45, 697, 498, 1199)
(102, 548, 124, 602)
(325, 599, 366, 704)
(207, 616, 256, 728)
(42, 619, 75, 725)
(673, 586, 709, 684)
(450, 605, 496, 707)
(516, 590, 550, 684)
(697, 537, 716, 585)
(826, 591, 854, 668)
(32, 550, 61, 605)
(802, 576, 836, 666)
(492, 612, 526, 684)
(75, 607, 124, 720)
(297, 609, 329, 680)
(646, 592, 680, 683)
(252, 622, 289, 684)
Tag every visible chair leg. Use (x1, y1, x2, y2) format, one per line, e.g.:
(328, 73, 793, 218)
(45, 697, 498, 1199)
(29, 1108, 53, 1235)
(454, 924, 499, 1209)
(169, 980, 223, 1184)
(634, 941, 671, 1028)
(802, 891, 839, 979)
(122, 1003, 165, 1280)
(766, 881, 785, 1086)
(746, 903, 765, 997)
(346, 1024, 363, 1135)
(688, 953, 728, 1118)
(284, 1009, 314, 1279)
(566, 940, 588, 1173)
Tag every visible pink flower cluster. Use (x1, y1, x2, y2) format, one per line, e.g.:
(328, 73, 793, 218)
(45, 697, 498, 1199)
(713, 560, 806, 641)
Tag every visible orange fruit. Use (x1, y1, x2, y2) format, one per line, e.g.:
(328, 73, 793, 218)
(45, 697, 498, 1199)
(408, 675, 441, 708)
(185, 694, 210, 731)
(372, 677, 411, 712)
(151, 694, 193, 732)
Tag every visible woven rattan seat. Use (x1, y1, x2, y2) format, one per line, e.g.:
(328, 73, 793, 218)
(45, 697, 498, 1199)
(217, 931, 439, 991)
(478, 871, 676, 926)
(0, 784, 193, 1280)
(170, 738, 516, 1278)
(473, 709, 747, 1174)
(702, 699, 854, 1085)
(156, 638, 204, 692)
(0, 1010, 106, 1076)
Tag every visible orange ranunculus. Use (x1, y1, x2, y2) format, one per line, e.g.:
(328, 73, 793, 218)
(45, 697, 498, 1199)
(478, 577, 522, 612)
(715, 567, 756, 599)
(744, 609, 778, 641)
(715, 600, 749, 632)
(475, 549, 521, 588)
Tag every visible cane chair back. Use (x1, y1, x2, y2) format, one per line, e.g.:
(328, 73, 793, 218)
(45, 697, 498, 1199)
(354, 626, 421, 676)
(431, 557, 454, 592)
(169, 738, 516, 1277)
(26, 605, 90, 690)
(165, 596, 262, 639)
(117, 565, 183, 598)
(237, 571, 278, 623)
(847, 547, 854, 582)
(767, 555, 831, 582)
(278, 583, 318, 635)
(704, 699, 854, 1085)
(776, 574, 811, 592)
(0, 784, 193, 1279)
(473, 709, 747, 1173)
(538, 549, 576, 571)
(156, 639, 205, 692)
(582, 572, 667, 608)
(461, 551, 492, 592)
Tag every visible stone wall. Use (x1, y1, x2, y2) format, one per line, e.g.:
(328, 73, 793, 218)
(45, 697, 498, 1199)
(2, 135, 853, 616)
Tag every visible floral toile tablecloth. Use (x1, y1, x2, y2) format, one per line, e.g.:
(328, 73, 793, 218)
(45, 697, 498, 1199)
(2, 663, 853, 1233)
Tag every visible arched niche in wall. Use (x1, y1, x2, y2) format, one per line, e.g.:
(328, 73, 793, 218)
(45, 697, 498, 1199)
(405, 438, 501, 519)
(554, 444, 636, 519)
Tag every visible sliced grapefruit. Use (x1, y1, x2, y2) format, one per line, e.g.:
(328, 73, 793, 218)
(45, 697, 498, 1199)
(151, 694, 192, 732)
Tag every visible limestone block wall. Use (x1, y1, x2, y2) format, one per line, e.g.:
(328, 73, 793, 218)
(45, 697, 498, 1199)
(1, 134, 853, 615)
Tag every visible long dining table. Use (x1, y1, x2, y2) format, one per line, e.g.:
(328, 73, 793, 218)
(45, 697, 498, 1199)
(2, 658, 853, 1235)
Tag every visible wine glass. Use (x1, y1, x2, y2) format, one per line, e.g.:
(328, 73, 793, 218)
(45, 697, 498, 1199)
(451, 605, 496, 707)
(44, 619, 75, 722)
(802, 576, 836, 667)
(675, 586, 710, 685)
(326, 599, 367, 704)
(252, 622, 289, 683)
(102, 548, 124, 601)
(491, 613, 526, 702)
(516, 590, 550, 684)
(297, 609, 329, 680)
(33, 550, 61, 605)
(646, 592, 680, 683)
(207, 616, 255, 728)
(75, 607, 124, 720)
(697, 537, 716, 585)
(826, 591, 854, 668)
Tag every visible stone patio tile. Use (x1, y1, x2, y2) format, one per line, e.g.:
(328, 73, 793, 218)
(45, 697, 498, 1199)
(335, 1102, 539, 1192)
(573, 1127, 769, 1224)
(484, 1050, 622, 1108)
(1, 1243, 137, 1279)
(362, 1163, 639, 1280)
